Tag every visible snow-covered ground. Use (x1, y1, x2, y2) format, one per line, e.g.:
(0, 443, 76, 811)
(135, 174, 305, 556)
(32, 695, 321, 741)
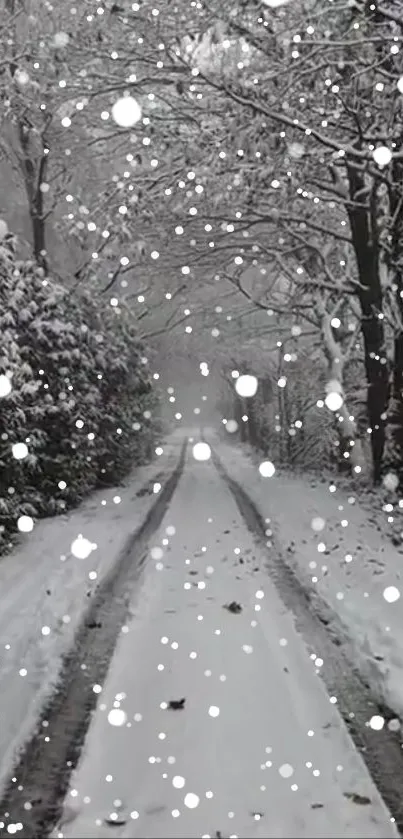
(213, 432, 403, 724)
(55, 440, 396, 839)
(0, 430, 184, 798)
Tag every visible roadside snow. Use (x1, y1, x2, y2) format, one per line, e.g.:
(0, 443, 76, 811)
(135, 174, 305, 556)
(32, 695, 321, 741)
(0, 430, 184, 798)
(55, 445, 396, 839)
(212, 432, 403, 725)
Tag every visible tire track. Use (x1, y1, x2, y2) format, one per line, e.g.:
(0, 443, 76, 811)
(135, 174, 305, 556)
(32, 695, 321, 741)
(0, 439, 187, 839)
(211, 445, 403, 835)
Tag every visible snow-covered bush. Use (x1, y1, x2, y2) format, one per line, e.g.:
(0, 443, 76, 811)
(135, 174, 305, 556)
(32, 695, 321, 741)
(0, 235, 159, 550)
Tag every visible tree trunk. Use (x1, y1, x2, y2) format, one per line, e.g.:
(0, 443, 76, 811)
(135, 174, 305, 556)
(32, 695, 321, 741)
(234, 396, 247, 442)
(317, 299, 367, 477)
(247, 399, 258, 448)
(31, 199, 47, 268)
(346, 168, 389, 484)
(18, 121, 48, 271)
(384, 159, 403, 485)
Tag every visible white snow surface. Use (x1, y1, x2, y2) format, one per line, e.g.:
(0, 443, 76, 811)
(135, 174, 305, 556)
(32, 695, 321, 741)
(212, 433, 403, 722)
(0, 430, 185, 798)
(55, 437, 397, 839)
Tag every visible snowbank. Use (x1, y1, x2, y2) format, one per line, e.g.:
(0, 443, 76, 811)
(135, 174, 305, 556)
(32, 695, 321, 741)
(0, 431, 184, 797)
(213, 433, 403, 722)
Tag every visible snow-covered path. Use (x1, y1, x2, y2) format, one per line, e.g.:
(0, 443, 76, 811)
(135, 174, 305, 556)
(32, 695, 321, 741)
(56, 448, 397, 839)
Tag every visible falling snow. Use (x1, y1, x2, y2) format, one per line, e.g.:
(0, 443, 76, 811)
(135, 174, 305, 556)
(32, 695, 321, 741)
(1, 2, 403, 836)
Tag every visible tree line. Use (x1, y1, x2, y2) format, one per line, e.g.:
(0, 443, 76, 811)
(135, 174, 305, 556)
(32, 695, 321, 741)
(2, 0, 403, 486)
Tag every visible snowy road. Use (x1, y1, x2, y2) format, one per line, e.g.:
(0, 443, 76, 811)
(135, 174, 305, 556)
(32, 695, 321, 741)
(55, 445, 397, 839)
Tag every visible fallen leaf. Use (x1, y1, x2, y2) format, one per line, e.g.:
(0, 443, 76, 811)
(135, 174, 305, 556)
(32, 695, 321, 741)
(104, 815, 127, 826)
(145, 805, 167, 816)
(168, 697, 186, 710)
(343, 792, 371, 805)
(223, 601, 242, 614)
